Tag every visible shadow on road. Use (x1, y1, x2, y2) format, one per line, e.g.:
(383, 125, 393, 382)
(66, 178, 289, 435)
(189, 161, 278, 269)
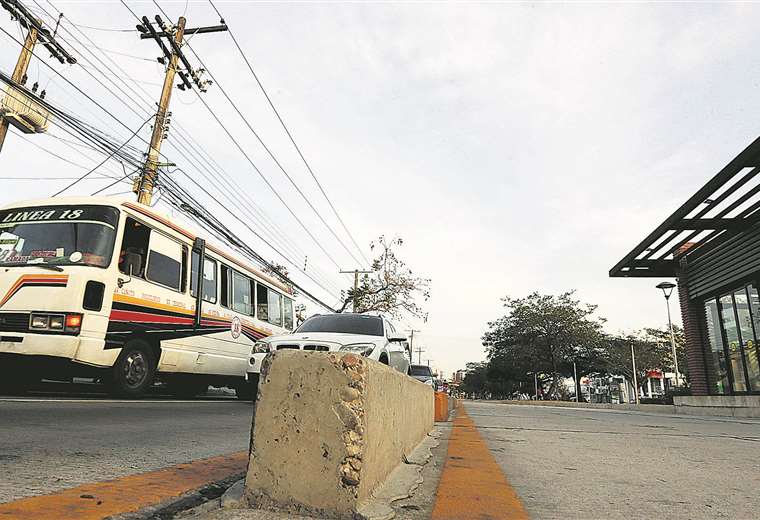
(0, 379, 238, 400)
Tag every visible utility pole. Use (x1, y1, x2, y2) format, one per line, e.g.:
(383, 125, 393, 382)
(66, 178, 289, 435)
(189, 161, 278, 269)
(414, 345, 425, 365)
(134, 14, 227, 205)
(339, 269, 372, 312)
(573, 361, 579, 402)
(631, 340, 640, 405)
(0, 0, 76, 153)
(405, 328, 420, 366)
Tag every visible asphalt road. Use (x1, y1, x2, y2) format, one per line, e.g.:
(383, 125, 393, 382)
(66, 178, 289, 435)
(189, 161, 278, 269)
(467, 401, 760, 519)
(0, 395, 253, 503)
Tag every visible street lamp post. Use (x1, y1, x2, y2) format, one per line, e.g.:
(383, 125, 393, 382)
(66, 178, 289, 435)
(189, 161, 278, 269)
(656, 281, 681, 388)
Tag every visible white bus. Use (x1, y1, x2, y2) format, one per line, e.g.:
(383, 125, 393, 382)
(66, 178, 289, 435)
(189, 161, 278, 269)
(0, 197, 294, 398)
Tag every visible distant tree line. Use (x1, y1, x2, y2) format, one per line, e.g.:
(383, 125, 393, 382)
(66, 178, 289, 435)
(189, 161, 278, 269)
(462, 292, 687, 401)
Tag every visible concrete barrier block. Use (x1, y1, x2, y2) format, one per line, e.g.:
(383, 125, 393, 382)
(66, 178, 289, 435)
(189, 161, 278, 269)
(434, 391, 449, 422)
(244, 350, 434, 519)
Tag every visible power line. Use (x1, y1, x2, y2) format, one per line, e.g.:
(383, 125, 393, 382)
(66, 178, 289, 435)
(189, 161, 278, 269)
(32, 3, 343, 294)
(84, 46, 156, 62)
(179, 29, 368, 269)
(115, 2, 344, 290)
(70, 23, 136, 33)
(91, 166, 138, 195)
(51, 115, 152, 196)
(156, 171, 338, 309)
(0, 72, 146, 170)
(208, 0, 371, 267)
(1, 5, 345, 305)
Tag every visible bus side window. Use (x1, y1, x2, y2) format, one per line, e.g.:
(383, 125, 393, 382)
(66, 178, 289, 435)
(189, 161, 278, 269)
(220, 265, 229, 308)
(268, 290, 282, 327)
(191, 253, 217, 303)
(283, 297, 294, 330)
(118, 217, 150, 278)
(145, 232, 183, 292)
(232, 270, 253, 316)
(256, 283, 268, 321)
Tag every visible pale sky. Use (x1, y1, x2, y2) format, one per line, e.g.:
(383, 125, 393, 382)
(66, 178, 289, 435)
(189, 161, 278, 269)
(2, 1, 759, 377)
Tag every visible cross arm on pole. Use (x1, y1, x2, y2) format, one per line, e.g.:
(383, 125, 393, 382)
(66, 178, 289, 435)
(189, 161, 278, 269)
(139, 24, 228, 39)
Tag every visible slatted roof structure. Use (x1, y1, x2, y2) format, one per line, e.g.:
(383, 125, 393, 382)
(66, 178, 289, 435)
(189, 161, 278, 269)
(610, 136, 760, 278)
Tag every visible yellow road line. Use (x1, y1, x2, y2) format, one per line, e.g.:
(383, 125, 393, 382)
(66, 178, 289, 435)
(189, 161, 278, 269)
(0, 451, 248, 520)
(431, 404, 529, 520)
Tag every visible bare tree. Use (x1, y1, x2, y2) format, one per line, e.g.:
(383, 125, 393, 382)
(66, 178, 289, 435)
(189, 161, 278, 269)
(338, 236, 430, 321)
(263, 261, 297, 296)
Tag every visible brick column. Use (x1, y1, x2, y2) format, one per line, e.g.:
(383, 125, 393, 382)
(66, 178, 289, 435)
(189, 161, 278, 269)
(677, 266, 710, 396)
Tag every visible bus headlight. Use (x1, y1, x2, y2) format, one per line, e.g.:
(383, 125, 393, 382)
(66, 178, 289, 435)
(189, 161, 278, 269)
(29, 313, 81, 334)
(253, 341, 269, 354)
(49, 315, 65, 330)
(30, 314, 49, 329)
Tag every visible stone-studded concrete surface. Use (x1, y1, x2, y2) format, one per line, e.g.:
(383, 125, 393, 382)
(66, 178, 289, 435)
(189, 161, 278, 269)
(467, 401, 760, 520)
(0, 397, 252, 503)
(186, 425, 452, 520)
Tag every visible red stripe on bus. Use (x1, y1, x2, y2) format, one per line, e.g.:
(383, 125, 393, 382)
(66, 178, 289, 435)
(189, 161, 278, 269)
(109, 309, 194, 325)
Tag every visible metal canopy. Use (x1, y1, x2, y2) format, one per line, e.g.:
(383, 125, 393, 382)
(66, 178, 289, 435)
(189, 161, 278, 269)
(610, 136, 760, 278)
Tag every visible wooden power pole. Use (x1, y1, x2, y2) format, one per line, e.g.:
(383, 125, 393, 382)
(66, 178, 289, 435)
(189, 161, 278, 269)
(134, 14, 227, 205)
(0, 25, 37, 153)
(136, 17, 186, 205)
(0, 0, 76, 154)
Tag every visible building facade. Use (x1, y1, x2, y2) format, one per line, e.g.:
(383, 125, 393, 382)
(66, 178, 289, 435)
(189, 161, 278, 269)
(611, 137, 760, 397)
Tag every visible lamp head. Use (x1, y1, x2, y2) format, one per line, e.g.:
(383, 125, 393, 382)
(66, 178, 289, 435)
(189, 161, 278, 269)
(656, 281, 676, 299)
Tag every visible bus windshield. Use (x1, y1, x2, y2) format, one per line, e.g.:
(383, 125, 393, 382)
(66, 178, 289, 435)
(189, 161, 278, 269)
(0, 205, 119, 268)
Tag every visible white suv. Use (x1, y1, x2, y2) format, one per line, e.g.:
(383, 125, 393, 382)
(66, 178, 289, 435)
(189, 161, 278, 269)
(245, 313, 410, 390)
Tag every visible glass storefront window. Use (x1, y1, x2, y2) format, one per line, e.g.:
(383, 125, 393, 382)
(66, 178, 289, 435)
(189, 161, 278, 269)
(720, 294, 748, 392)
(743, 287, 760, 392)
(705, 299, 730, 394)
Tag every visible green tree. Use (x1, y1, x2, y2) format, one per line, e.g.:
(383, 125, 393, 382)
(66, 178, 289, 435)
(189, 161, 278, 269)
(338, 236, 430, 321)
(482, 291, 607, 399)
(461, 362, 488, 399)
(644, 325, 688, 383)
(602, 332, 670, 395)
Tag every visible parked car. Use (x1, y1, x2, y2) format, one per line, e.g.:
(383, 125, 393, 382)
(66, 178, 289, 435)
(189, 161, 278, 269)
(409, 364, 436, 389)
(245, 313, 410, 391)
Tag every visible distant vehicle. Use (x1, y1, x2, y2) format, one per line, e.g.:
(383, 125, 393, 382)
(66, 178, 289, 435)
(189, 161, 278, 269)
(247, 313, 410, 387)
(409, 364, 436, 388)
(0, 197, 294, 398)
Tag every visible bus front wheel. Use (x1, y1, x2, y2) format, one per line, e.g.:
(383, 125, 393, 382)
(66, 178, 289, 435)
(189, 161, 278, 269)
(109, 340, 156, 398)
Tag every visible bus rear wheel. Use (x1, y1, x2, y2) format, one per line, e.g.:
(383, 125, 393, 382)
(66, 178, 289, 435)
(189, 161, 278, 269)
(108, 340, 156, 398)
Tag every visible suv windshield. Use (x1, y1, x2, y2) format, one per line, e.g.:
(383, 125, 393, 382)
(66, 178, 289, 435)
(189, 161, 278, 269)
(296, 314, 384, 336)
(0, 205, 119, 269)
(410, 365, 433, 377)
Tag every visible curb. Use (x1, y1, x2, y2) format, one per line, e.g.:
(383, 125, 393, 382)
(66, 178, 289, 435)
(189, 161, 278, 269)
(105, 472, 245, 520)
